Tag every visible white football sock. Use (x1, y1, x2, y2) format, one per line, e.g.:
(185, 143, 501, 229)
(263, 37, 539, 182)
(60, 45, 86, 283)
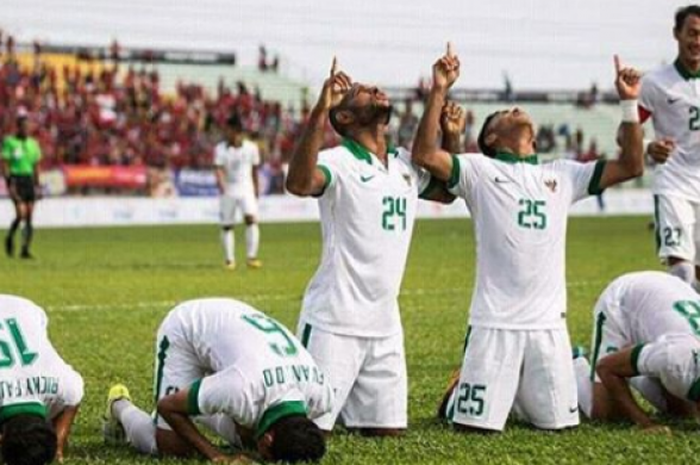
(113, 400, 158, 455)
(221, 229, 234, 263)
(245, 224, 259, 259)
(197, 414, 241, 448)
(574, 356, 594, 418)
(669, 262, 695, 285)
(629, 376, 667, 413)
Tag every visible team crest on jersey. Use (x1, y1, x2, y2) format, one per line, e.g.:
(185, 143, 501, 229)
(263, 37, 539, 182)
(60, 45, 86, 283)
(403, 174, 412, 186)
(544, 179, 558, 193)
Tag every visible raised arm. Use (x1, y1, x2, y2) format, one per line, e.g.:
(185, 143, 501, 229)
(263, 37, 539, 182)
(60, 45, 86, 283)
(286, 58, 352, 197)
(440, 101, 466, 154)
(413, 44, 460, 182)
(599, 56, 644, 190)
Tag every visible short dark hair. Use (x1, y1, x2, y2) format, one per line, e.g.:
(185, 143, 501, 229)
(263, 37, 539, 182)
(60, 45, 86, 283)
(268, 415, 326, 463)
(675, 5, 700, 32)
(477, 111, 502, 158)
(226, 113, 244, 132)
(2, 415, 57, 465)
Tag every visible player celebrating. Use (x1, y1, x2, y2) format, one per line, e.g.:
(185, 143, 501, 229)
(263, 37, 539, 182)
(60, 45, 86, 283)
(285, 58, 457, 436)
(0, 295, 84, 465)
(103, 298, 332, 463)
(640, 5, 700, 289)
(574, 271, 700, 432)
(214, 114, 262, 270)
(418, 46, 644, 432)
(1, 111, 42, 259)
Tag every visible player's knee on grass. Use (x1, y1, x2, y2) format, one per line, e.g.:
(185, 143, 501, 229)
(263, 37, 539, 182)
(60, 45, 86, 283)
(263, 415, 326, 463)
(2, 414, 57, 465)
(155, 427, 196, 458)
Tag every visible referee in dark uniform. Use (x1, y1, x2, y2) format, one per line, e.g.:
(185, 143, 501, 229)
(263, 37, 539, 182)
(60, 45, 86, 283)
(1, 111, 42, 259)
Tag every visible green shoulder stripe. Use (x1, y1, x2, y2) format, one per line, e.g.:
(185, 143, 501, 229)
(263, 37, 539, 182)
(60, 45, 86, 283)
(630, 344, 645, 376)
(447, 155, 461, 189)
(187, 379, 203, 416)
(587, 160, 607, 196)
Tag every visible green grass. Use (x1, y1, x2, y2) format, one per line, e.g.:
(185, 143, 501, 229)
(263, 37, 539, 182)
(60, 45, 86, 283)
(1, 216, 696, 464)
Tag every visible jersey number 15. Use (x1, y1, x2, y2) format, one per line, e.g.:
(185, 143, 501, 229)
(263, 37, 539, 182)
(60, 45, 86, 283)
(0, 319, 38, 368)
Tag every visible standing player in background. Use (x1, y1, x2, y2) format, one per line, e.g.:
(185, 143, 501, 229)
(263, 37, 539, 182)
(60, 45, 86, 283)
(103, 298, 332, 463)
(286, 58, 457, 436)
(573, 272, 700, 433)
(418, 45, 644, 432)
(0, 295, 84, 465)
(215, 114, 263, 270)
(640, 5, 700, 289)
(1, 111, 42, 259)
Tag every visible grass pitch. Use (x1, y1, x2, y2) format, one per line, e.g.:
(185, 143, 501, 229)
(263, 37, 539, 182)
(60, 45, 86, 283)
(2, 216, 698, 464)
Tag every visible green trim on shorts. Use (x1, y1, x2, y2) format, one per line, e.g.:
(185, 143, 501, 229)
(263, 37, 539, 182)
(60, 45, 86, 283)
(462, 326, 472, 355)
(630, 344, 645, 376)
(187, 379, 203, 416)
(587, 160, 607, 196)
(154, 336, 171, 406)
(653, 195, 661, 253)
(301, 323, 313, 348)
(590, 312, 607, 381)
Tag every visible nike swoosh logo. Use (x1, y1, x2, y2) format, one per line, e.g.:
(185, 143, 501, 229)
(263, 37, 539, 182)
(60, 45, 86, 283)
(667, 97, 680, 104)
(569, 406, 579, 414)
(360, 175, 375, 183)
(494, 177, 511, 184)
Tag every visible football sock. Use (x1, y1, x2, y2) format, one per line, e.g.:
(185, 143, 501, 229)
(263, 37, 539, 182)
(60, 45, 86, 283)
(629, 377, 667, 413)
(246, 224, 259, 259)
(197, 414, 241, 448)
(21, 220, 33, 250)
(221, 229, 234, 263)
(669, 262, 695, 285)
(113, 400, 158, 455)
(574, 356, 593, 418)
(8, 218, 20, 238)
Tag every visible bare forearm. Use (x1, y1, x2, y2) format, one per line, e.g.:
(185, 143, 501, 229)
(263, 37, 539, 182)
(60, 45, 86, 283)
(53, 407, 79, 461)
(414, 88, 447, 166)
(617, 122, 644, 178)
(163, 411, 222, 461)
(441, 130, 461, 154)
(286, 105, 327, 195)
(600, 372, 653, 427)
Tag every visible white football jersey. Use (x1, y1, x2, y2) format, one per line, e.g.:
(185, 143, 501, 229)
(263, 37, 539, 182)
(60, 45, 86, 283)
(170, 299, 333, 436)
(449, 153, 604, 329)
(635, 334, 700, 402)
(214, 140, 261, 196)
(300, 140, 433, 338)
(0, 295, 84, 422)
(640, 61, 700, 200)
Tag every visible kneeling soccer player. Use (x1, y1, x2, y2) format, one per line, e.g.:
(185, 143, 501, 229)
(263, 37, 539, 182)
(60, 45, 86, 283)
(573, 271, 700, 432)
(0, 295, 84, 465)
(103, 298, 333, 463)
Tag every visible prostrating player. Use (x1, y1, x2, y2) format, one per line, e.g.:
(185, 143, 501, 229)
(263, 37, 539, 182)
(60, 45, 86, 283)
(285, 58, 457, 436)
(417, 46, 644, 432)
(1, 111, 42, 259)
(214, 115, 263, 270)
(103, 298, 332, 463)
(573, 271, 700, 433)
(0, 295, 84, 465)
(640, 5, 700, 288)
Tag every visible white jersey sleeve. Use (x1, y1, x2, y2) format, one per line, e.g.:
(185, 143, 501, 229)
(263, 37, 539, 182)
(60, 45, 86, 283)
(639, 73, 659, 116)
(214, 143, 226, 167)
(447, 153, 487, 201)
(190, 368, 257, 425)
(634, 334, 700, 401)
(551, 159, 606, 203)
(315, 147, 346, 197)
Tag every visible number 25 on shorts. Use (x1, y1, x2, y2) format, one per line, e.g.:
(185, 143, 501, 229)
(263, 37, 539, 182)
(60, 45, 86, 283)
(456, 383, 486, 417)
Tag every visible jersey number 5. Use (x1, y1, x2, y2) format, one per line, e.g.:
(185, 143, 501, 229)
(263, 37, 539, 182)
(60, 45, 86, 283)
(0, 319, 38, 368)
(242, 314, 298, 357)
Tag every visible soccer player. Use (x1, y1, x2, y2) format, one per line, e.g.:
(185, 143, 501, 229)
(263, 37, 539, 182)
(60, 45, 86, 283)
(103, 298, 332, 463)
(215, 115, 262, 270)
(1, 111, 42, 259)
(641, 5, 700, 288)
(418, 46, 644, 432)
(0, 294, 84, 465)
(285, 58, 457, 436)
(573, 271, 700, 433)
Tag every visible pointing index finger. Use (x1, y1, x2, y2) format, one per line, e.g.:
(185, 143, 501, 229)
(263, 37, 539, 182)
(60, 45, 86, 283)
(447, 42, 453, 58)
(331, 56, 337, 77)
(614, 55, 621, 75)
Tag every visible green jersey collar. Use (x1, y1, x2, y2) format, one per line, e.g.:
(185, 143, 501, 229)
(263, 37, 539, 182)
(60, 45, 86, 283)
(674, 58, 700, 80)
(494, 152, 539, 165)
(341, 138, 397, 164)
(255, 400, 307, 439)
(0, 402, 47, 424)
